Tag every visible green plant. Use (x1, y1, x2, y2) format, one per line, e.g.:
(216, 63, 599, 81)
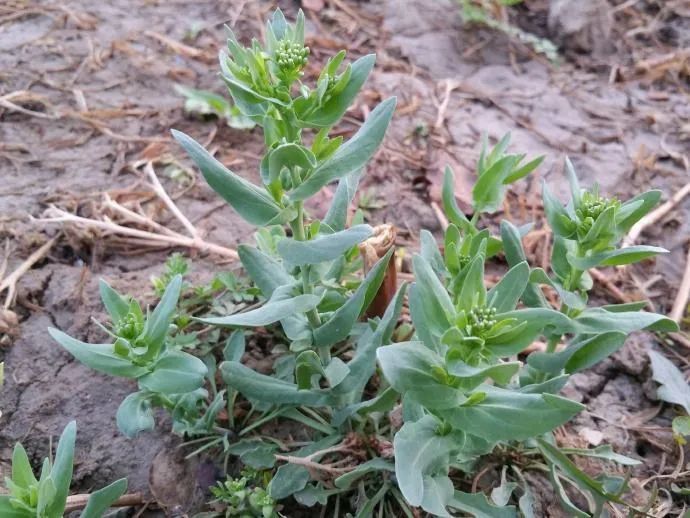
(649, 350, 690, 446)
(0, 421, 127, 518)
(456, 0, 559, 62)
(49, 277, 210, 437)
(175, 84, 256, 130)
(207, 469, 277, 518)
(171, 8, 399, 421)
(45, 7, 680, 517)
(375, 149, 677, 515)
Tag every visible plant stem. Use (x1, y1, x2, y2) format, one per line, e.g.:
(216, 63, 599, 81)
(290, 201, 324, 355)
(545, 335, 560, 354)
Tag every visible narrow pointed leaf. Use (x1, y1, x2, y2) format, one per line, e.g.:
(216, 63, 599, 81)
(313, 248, 392, 347)
(238, 245, 291, 297)
(46, 421, 76, 517)
(80, 478, 128, 518)
(99, 280, 130, 324)
(48, 328, 148, 378)
(487, 262, 529, 313)
(290, 97, 397, 201)
(172, 129, 283, 225)
(323, 169, 362, 231)
(199, 294, 320, 327)
(567, 245, 666, 270)
(278, 224, 372, 265)
(220, 361, 333, 406)
(138, 351, 207, 394)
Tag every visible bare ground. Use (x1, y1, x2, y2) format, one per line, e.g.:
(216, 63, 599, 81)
(1, 0, 689, 515)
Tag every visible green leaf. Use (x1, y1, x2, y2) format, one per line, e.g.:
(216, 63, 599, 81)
(332, 281, 407, 399)
(220, 361, 333, 406)
(238, 245, 291, 297)
(412, 254, 455, 333)
(491, 467, 518, 507)
(616, 190, 661, 232)
(421, 475, 454, 517)
(80, 478, 128, 518)
(323, 169, 362, 231)
(393, 415, 462, 507)
(448, 490, 517, 518)
(227, 439, 278, 469)
(673, 416, 690, 443)
(439, 387, 583, 441)
(116, 391, 155, 437)
(0, 496, 31, 518)
(268, 435, 342, 499)
(504, 155, 544, 184)
(138, 351, 207, 394)
(564, 157, 581, 207)
(99, 280, 130, 325)
(518, 374, 569, 395)
(377, 342, 447, 395)
(295, 350, 325, 389)
(558, 445, 641, 466)
(48, 328, 148, 378)
(487, 262, 529, 313)
(500, 220, 547, 308)
(172, 129, 284, 225)
(46, 421, 76, 518)
(313, 248, 392, 348)
(332, 387, 399, 426)
(445, 361, 521, 390)
(334, 458, 394, 489)
(36, 473, 57, 517)
(472, 155, 518, 213)
(542, 182, 576, 238)
(567, 245, 667, 269)
(576, 245, 647, 275)
(442, 166, 471, 231)
(529, 268, 585, 310)
(548, 464, 589, 518)
(420, 230, 447, 278)
(278, 224, 372, 265)
(260, 142, 316, 186)
(223, 330, 246, 362)
(295, 54, 376, 128)
(537, 439, 624, 504)
(324, 357, 350, 388)
(408, 283, 438, 350)
(140, 274, 182, 357)
(649, 350, 690, 414)
(290, 97, 397, 201)
(199, 294, 320, 327)
(11, 443, 37, 490)
(458, 255, 486, 312)
(527, 332, 627, 375)
(572, 308, 678, 334)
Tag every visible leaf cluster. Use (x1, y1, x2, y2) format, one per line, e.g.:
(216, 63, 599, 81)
(0, 422, 127, 518)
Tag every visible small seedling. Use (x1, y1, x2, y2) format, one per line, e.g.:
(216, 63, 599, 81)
(0, 421, 127, 518)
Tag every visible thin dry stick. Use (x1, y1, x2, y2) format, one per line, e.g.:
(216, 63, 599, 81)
(434, 79, 460, 131)
(35, 207, 237, 260)
(273, 454, 353, 475)
(34, 164, 238, 260)
(0, 237, 58, 309)
(144, 162, 198, 238)
(670, 245, 690, 323)
(623, 182, 690, 247)
(64, 492, 144, 513)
